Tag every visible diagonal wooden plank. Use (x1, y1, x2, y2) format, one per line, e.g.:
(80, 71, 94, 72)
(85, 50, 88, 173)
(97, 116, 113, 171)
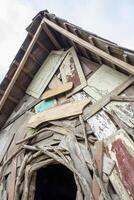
(41, 82, 73, 100)
(83, 76, 134, 120)
(44, 17, 134, 75)
(0, 17, 46, 111)
(28, 99, 90, 128)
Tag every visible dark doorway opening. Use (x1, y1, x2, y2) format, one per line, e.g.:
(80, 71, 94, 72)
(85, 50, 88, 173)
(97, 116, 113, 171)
(34, 164, 77, 200)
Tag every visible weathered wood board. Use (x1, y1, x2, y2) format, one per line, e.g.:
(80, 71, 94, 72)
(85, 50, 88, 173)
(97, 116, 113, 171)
(7, 157, 17, 200)
(84, 64, 128, 101)
(26, 50, 67, 98)
(105, 129, 134, 199)
(60, 47, 87, 96)
(106, 101, 134, 128)
(0, 130, 15, 164)
(87, 110, 117, 140)
(41, 82, 73, 99)
(72, 91, 117, 140)
(28, 100, 90, 128)
(79, 56, 100, 78)
(7, 111, 33, 159)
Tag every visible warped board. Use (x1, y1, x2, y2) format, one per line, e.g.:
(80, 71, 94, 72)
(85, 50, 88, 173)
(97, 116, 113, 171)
(60, 47, 87, 96)
(26, 50, 67, 98)
(84, 64, 128, 101)
(0, 130, 15, 164)
(28, 100, 90, 128)
(105, 129, 134, 200)
(7, 111, 33, 159)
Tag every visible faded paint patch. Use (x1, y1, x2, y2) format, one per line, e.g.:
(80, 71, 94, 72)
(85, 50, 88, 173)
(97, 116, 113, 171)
(112, 139, 134, 198)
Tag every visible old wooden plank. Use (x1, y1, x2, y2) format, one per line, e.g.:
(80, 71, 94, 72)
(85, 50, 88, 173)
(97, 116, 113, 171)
(87, 110, 117, 140)
(0, 17, 46, 111)
(105, 129, 134, 199)
(60, 134, 93, 199)
(106, 101, 134, 128)
(60, 47, 87, 96)
(41, 82, 73, 99)
(48, 75, 66, 104)
(92, 141, 103, 200)
(28, 99, 90, 128)
(83, 75, 134, 120)
(26, 50, 67, 98)
(111, 95, 134, 102)
(7, 112, 33, 159)
(43, 23, 61, 49)
(84, 65, 128, 101)
(44, 17, 134, 75)
(103, 154, 115, 175)
(7, 157, 17, 200)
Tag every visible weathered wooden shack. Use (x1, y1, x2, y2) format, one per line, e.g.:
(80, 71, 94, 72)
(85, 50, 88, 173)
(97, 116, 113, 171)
(0, 10, 134, 200)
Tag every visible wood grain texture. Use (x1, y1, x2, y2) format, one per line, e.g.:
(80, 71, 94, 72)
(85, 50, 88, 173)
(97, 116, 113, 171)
(44, 18, 134, 75)
(41, 82, 73, 99)
(92, 141, 103, 200)
(7, 157, 17, 200)
(83, 75, 134, 120)
(26, 50, 67, 98)
(0, 17, 46, 111)
(105, 129, 134, 200)
(28, 99, 90, 128)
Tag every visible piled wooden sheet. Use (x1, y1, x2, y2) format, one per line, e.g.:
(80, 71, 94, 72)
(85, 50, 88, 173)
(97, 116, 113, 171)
(1, 47, 134, 200)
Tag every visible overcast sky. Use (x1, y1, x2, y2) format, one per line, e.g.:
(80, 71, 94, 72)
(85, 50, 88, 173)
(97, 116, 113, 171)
(0, 0, 134, 82)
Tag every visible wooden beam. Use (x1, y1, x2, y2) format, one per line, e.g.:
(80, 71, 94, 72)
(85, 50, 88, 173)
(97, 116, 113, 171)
(43, 23, 61, 49)
(6, 76, 26, 91)
(14, 61, 34, 79)
(21, 47, 41, 66)
(74, 29, 89, 58)
(0, 17, 45, 111)
(105, 45, 115, 68)
(88, 36, 103, 64)
(41, 82, 73, 100)
(0, 90, 19, 104)
(83, 75, 134, 120)
(28, 32, 49, 52)
(44, 18, 134, 75)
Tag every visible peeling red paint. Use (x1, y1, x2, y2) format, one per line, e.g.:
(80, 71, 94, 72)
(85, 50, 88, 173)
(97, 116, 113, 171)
(66, 57, 81, 87)
(112, 139, 134, 199)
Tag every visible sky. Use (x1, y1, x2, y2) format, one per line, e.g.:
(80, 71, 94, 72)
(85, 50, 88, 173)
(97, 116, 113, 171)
(0, 0, 134, 82)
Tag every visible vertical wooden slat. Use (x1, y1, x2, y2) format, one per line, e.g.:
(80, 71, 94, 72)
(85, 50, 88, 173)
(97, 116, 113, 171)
(92, 141, 103, 200)
(8, 157, 17, 200)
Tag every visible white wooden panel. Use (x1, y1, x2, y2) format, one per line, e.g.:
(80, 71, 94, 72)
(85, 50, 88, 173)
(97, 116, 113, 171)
(87, 110, 117, 140)
(26, 50, 66, 98)
(84, 65, 128, 100)
(106, 101, 134, 128)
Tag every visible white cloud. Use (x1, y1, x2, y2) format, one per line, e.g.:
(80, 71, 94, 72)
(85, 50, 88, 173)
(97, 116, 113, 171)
(0, 0, 35, 82)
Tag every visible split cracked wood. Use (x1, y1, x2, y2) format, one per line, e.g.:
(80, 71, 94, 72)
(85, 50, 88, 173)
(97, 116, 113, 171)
(28, 99, 90, 128)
